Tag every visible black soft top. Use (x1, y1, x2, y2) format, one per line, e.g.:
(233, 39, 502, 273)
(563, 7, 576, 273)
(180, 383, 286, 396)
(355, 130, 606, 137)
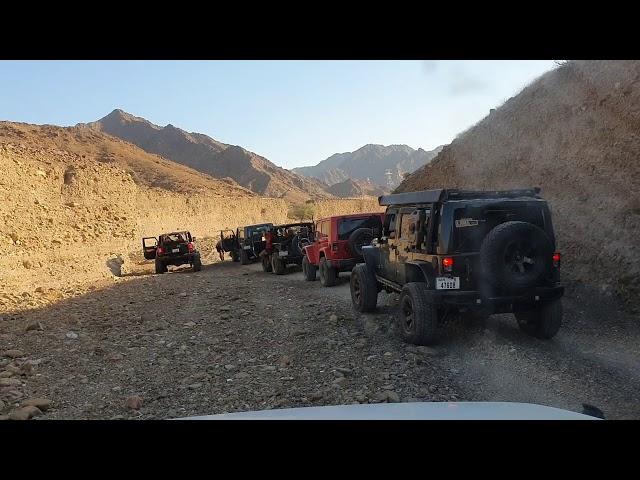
(273, 222, 314, 229)
(379, 188, 541, 206)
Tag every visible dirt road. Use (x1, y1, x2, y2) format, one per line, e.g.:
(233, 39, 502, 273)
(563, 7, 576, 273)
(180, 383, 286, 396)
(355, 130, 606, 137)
(1, 256, 639, 419)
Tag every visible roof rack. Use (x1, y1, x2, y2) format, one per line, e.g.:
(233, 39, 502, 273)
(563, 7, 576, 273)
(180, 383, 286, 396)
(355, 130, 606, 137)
(378, 187, 541, 206)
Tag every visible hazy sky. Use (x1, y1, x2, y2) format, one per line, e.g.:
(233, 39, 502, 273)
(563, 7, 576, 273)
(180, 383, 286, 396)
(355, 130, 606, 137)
(0, 60, 556, 169)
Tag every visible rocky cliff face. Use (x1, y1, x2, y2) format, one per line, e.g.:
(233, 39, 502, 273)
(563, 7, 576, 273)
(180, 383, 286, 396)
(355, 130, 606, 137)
(0, 122, 289, 313)
(397, 60, 640, 308)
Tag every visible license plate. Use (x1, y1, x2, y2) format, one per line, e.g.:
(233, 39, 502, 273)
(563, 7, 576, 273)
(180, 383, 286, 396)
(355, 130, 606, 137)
(278, 251, 288, 257)
(435, 277, 460, 290)
(172, 248, 180, 253)
(243, 246, 251, 250)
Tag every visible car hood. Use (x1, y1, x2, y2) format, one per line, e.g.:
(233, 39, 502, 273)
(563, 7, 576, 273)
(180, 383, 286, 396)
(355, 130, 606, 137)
(178, 402, 598, 420)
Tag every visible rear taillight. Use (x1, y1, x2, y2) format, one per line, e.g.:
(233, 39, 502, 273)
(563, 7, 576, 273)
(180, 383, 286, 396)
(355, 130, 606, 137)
(156, 247, 164, 255)
(442, 257, 454, 273)
(188, 242, 195, 252)
(552, 252, 561, 268)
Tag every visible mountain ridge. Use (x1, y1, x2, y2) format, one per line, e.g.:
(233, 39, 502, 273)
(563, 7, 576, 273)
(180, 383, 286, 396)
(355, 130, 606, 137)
(78, 109, 332, 203)
(293, 143, 443, 188)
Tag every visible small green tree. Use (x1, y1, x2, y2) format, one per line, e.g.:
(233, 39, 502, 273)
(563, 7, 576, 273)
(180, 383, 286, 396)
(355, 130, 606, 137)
(288, 203, 315, 221)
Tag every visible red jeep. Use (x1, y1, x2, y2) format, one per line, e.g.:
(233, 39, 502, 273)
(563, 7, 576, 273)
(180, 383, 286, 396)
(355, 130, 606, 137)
(302, 213, 384, 286)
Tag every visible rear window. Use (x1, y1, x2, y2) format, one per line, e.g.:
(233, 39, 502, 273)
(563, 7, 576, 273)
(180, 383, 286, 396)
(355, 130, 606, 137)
(337, 216, 382, 241)
(161, 233, 188, 243)
(452, 203, 546, 253)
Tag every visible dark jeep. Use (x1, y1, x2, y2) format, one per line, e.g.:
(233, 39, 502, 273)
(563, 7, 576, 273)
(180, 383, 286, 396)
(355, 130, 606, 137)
(143, 231, 202, 274)
(261, 222, 314, 274)
(350, 188, 564, 345)
(215, 223, 273, 265)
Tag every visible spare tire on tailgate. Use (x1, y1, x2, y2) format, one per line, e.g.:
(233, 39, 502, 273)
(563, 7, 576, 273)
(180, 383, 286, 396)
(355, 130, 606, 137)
(479, 221, 553, 293)
(348, 228, 374, 259)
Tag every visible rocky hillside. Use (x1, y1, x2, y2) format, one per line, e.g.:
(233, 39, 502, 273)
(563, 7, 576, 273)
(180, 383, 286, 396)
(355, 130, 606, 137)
(293, 144, 443, 188)
(79, 110, 332, 203)
(0, 121, 290, 313)
(326, 178, 388, 198)
(397, 60, 640, 308)
(311, 198, 385, 219)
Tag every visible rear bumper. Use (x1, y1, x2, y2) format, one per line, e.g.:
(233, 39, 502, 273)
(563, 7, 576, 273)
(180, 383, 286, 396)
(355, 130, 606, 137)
(427, 285, 565, 311)
(158, 253, 198, 265)
(326, 258, 357, 272)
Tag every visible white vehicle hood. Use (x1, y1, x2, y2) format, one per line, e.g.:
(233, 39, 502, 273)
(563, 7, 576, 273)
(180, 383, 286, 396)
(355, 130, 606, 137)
(180, 402, 598, 420)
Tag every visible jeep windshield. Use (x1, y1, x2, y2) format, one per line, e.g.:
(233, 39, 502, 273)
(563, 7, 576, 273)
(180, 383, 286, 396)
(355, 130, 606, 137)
(338, 216, 381, 241)
(450, 202, 547, 253)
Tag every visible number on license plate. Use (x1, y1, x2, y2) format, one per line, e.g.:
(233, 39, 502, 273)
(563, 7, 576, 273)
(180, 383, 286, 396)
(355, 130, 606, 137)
(172, 248, 180, 253)
(435, 277, 460, 290)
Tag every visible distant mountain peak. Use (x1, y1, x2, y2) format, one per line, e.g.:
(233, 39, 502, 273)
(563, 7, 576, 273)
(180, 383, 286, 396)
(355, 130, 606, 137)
(293, 143, 443, 188)
(77, 109, 332, 203)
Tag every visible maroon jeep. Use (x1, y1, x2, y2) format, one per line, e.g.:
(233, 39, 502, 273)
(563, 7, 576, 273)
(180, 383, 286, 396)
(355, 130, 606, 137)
(302, 212, 383, 286)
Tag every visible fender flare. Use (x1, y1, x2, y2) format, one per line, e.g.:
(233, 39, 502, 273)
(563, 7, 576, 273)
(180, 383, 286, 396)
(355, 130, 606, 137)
(404, 261, 434, 288)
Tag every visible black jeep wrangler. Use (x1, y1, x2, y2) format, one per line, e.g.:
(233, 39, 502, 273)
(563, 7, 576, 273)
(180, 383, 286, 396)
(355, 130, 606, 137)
(215, 223, 273, 265)
(262, 222, 314, 275)
(350, 188, 564, 345)
(143, 231, 202, 274)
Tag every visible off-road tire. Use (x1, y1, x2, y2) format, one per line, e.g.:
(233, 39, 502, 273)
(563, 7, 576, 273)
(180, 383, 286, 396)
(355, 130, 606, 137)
(348, 228, 374, 259)
(271, 254, 286, 275)
(397, 283, 438, 345)
(192, 254, 202, 272)
(479, 221, 554, 294)
(261, 254, 272, 272)
(319, 257, 337, 287)
(515, 299, 562, 339)
(302, 255, 316, 281)
(350, 264, 378, 312)
(155, 258, 167, 274)
(240, 249, 249, 265)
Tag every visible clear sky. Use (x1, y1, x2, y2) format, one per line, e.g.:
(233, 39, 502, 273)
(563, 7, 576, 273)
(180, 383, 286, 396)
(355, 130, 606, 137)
(0, 60, 556, 169)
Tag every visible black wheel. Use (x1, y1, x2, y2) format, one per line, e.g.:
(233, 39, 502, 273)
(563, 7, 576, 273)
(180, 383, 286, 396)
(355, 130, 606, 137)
(348, 228, 374, 259)
(319, 257, 337, 287)
(479, 221, 553, 294)
(240, 248, 249, 265)
(302, 255, 317, 281)
(155, 258, 167, 274)
(271, 254, 286, 275)
(515, 299, 562, 339)
(350, 264, 378, 312)
(397, 283, 438, 345)
(192, 254, 202, 272)
(261, 254, 272, 272)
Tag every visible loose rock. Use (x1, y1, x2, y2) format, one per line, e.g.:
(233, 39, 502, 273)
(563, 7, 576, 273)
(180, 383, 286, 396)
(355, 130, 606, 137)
(332, 376, 347, 386)
(25, 321, 44, 332)
(3, 350, 24, 359)
(9, 405, 42, 420)
(21, 398, 52, 411)
(125, 396, 143, 410)
(0, 378, 22, 387)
